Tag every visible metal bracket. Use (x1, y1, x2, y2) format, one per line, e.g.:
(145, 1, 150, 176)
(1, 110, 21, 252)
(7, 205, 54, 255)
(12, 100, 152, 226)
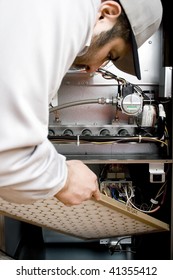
(149, 163, 165, 183)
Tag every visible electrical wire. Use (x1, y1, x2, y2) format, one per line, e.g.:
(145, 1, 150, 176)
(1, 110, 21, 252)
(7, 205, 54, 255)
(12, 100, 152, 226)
(164, 125, 170, 155)
(107, 236, 136, 255)
(124, 185, 163, 214)
(96, 67, 127, 85)
(148, 180, 167, 211)
(99, 163, 169, 215)
(49, 135, 168, 147)
(97, 67, 144, 96)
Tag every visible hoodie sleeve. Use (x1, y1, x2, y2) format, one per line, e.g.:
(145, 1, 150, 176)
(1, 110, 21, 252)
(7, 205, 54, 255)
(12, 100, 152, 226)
(0, 0, 100, 204)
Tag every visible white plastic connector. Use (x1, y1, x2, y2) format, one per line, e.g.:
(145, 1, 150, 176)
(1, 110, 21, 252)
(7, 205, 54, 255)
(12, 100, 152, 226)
(141, 105, 156, 127)
(158, 104, 166, 118)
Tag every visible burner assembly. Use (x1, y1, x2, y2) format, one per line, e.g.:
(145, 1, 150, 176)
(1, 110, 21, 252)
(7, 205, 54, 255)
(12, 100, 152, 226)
(48, 67, 170, 160)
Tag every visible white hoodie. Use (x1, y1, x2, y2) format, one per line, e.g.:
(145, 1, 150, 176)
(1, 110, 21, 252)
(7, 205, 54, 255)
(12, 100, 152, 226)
(0, 0, 100, 203)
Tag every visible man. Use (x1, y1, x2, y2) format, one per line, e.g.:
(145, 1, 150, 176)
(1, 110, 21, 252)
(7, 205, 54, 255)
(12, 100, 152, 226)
(0, 0, 162, 205)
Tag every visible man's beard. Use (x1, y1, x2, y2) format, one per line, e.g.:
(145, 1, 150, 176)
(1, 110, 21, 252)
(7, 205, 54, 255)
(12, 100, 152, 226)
(71, 34, 101, 71)
(71, 25, 118, 71)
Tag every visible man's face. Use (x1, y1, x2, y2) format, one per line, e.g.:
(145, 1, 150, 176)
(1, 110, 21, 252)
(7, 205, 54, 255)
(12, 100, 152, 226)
(72, 31, 130, 73)
(72, 1, 131, 73)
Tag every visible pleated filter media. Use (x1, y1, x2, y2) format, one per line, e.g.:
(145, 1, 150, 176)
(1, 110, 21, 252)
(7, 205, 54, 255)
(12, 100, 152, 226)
(0, 194, 169, 239)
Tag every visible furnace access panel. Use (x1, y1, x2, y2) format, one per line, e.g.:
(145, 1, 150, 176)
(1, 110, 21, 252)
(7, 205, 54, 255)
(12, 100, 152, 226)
(47, 28, 172, 237)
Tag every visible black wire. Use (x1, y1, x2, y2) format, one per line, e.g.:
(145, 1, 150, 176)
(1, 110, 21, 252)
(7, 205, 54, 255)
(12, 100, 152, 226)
(108, 236, 136, 255)
(114, 236, 131, 247)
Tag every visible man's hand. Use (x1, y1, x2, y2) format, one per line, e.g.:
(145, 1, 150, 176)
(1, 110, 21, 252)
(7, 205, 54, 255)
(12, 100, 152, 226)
(55, 160, 100, 206)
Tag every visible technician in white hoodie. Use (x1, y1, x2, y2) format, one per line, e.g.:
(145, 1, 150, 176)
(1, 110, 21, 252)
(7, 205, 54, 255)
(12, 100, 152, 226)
(0, 0, 162, 205)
